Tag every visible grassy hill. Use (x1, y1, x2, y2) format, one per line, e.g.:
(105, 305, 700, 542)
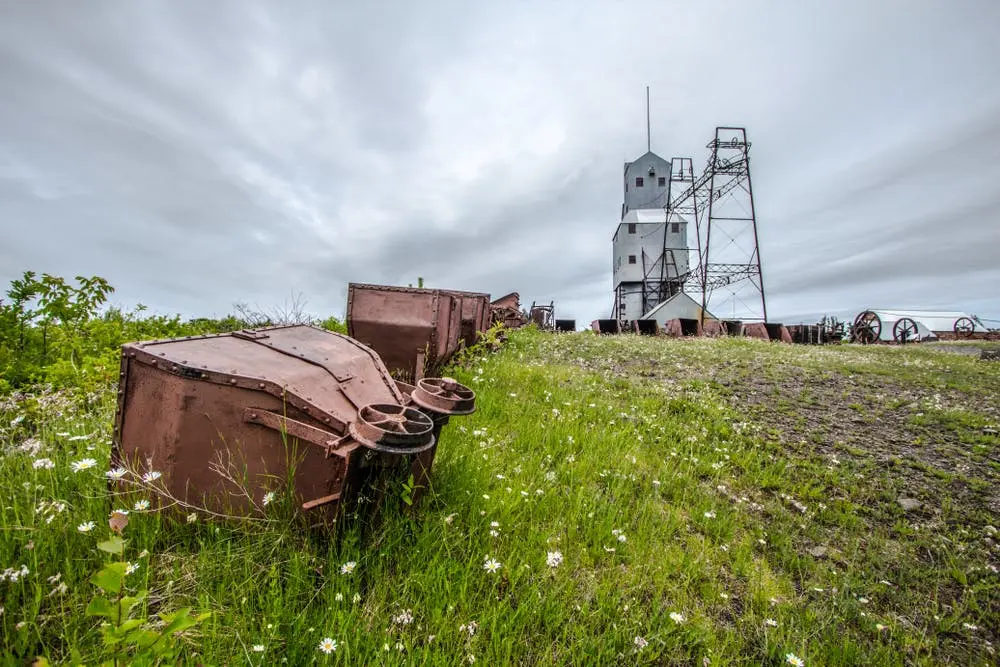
(2, 328, 998, 665)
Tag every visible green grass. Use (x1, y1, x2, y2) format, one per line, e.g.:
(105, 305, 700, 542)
(2, 329, 998, 665)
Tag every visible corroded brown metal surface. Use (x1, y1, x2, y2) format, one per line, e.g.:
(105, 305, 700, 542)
(743, 322, 769, 340)
(765, 323, 793, 343)
(664, 318, 702, 337)
(347, 283, 463, 381)
(702, 320, 725, 337)
(111, 324, 475, 517)
(490, 292, 527, 329)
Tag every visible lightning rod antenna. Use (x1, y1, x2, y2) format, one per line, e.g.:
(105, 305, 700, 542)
(646, 86, 651, 152)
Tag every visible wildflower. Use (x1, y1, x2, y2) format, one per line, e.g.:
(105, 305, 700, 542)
(32, 458, 55, 470)
(719, 592, 729, 599)
(765, 618, 778, 627)
(262, 491, 276, 506)
(77, 521, 95, 533)
(352, 593, 361, 603)
(490, 521, 500, 528)
(142, 471, 162, 483)
(252, 645, 265, 653)
(669, 612, 685, 624)
(318, 637, 338, 654)
(459, 621, 478, 636)
(704, 510, 717, 519)
(393, 609, 414, 625)
(134, 499, 150, 511)
(618, 534, 627, 543)
(634, 636, 648, 650)
(71, 458, 97, 472)
(125, 562, 139, 575)
(49, 582, 68, 596)
(483, 557, 501, 573)
(652, 480, 661, 487)
(546, 551, 563, 568)
(444, 513, 457, 524)
(186, 512, 198, 523)
(963, 622, 978, 631)
(876, 624, 888, 631)
(467, 655, 476, 664)
(340, 561, 356, 575)
(489, 530, 499, 538)
(335, 593, 344, 602)
(105, 468, 127, 480)
(785, 654, 804, 666)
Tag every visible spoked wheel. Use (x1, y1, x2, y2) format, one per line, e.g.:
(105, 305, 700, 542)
(893, 318, 920, 344)
(954, 317, 975, 338)
(411, 377, 477, 416)
(852, 311, 881, 344)
(349, 403, 435, 454)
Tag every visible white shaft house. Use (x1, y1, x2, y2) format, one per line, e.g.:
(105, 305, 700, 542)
(612, 151, 690, 320)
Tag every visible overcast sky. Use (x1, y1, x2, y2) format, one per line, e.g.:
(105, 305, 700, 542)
(2, 0, 999, 327)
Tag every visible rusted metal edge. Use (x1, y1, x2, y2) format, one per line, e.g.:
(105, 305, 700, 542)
(125, 346, 349, 430)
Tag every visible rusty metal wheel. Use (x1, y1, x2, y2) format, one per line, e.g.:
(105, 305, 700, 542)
(954, 317, 975, 338)
(893, 317, 919, 344)
(852, 311, 881, 344)
(411, 377, 476, 416)
(349, 403, 435, 454)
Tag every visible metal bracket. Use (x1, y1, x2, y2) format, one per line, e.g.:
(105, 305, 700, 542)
(232, 329, 271, 341)
(243, 408, 356, 459)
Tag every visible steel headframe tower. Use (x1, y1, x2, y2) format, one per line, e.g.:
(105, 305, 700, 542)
(695, 127, 766, 324)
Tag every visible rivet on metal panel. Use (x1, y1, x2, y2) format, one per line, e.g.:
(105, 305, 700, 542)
(258, 382, 266, 389)
(200, 373, 206, 378)
(230, 379, 237, 385)
(159, 352, 166, 356)
(250, 413, 258, 419)
(171, 366, 178, 372)
(128, 352, 136, 358)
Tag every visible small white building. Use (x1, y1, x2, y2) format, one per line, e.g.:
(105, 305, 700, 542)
(641, 291, 715, 328)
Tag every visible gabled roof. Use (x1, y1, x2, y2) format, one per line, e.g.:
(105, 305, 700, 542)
(642, 291, 715, 321)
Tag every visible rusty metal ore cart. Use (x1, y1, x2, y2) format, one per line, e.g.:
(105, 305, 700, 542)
(111, 324, 475, 517)
(347, 283, 464, 382)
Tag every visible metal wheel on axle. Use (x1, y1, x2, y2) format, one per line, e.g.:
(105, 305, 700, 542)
(411, 377, 476, 416)
(893, 318, 919, 344)
(954, 317, 975, 338)
(349, 403, 435, 455)
(852, 311, 881, 344)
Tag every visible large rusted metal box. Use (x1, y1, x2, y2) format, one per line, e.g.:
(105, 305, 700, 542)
(111, 324, 475, 517)
(347, 283, 463, 381)
(442, 289, 491, 348)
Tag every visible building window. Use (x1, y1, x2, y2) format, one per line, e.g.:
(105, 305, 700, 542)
(635, 177, 644, 187)
(627, 223, 636, 234)
(628, 255, 636, 264)
(658, 177, 666, 187)
(671, 222, 680, 233)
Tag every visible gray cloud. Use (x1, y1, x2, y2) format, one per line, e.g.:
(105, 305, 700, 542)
(1, 0, 999, 327)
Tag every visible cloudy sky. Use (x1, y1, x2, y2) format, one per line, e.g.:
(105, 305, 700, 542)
(2, 0, 999, 327)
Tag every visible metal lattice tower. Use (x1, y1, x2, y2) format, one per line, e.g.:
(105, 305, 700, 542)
(667, 127, 766, 323)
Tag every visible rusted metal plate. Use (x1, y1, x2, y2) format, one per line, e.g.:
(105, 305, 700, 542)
(111, 324, 476, 518)
(593, 319, 620, 334)
(743, 322, 769, 339)
(347, 283, 462, 381)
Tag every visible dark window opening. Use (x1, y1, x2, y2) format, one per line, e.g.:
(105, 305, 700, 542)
(627, 223, 636, 234)
(628, 255, 636, 264)
(658, 177, 666, 187)
(671, 222, 680, 233)
(635, 177, 644, 187)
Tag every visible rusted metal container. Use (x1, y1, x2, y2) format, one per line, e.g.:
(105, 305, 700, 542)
(702, 320, 725, 337)
(743, 322, 769, 340)
(634, 319, 659, 336)
(723, 320, 743, 336)
(111, 324, 476, 517)
(764, 323, 793, 343)
(347, 283, 463, 381)
(555, 319, 576, 332)
(490, 292, 527, 329)
(664, 318, 702, 337)
(442, 289, 491, 348)
(592, 319, 621, 334)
